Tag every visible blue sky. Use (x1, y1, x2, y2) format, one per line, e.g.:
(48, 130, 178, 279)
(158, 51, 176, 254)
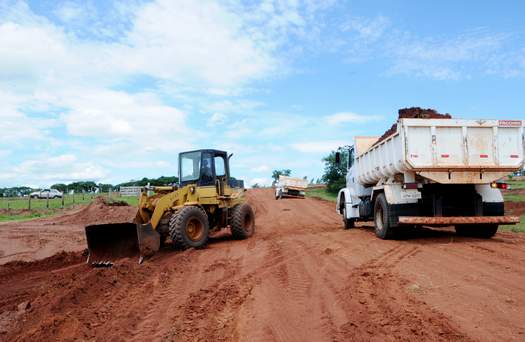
(0, 0, 524, 188)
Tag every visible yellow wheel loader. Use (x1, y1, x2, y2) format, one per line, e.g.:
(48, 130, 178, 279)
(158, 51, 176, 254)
(85, 149, 255, 266)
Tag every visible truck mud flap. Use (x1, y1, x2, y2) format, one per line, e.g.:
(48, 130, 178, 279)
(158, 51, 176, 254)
(398, 216, 520, 226)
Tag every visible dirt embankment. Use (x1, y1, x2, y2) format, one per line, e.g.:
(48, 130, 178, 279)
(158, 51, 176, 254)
(1, 189, 525, 341)
(0, 197, 136, 265)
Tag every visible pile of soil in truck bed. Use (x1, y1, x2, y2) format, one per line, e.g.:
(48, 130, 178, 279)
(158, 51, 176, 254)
(376, 107, 452, 144)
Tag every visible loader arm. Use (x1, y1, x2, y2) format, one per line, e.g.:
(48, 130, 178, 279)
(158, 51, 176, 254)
(148, 190, 181, 229)
(136, 187, 181, 229)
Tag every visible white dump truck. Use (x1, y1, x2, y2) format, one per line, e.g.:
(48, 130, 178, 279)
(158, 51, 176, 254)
(336, 117, 523, 239)
(275, 176, 308, 199)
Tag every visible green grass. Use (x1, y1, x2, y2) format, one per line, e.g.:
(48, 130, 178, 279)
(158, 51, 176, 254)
(507, 180, 525, 189)
(116, 196, 139, 207)
(306, 188, 337, 202)
(501, 215, 525, 233)
(0, 193, 97, 210)
(0, 210, 59, 222)
(0, 193, 139, 222)
(503, 193, 525, 202)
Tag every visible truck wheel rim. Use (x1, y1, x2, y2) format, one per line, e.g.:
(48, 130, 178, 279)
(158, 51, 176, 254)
(186, 218, 204, 241)
(375, 207, 384, 232)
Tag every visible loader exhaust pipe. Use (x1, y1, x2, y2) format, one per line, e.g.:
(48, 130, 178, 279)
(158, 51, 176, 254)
(85, 222, 160, 266)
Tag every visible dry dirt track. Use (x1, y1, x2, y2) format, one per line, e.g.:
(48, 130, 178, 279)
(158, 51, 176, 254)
(1, 189, 525, 341)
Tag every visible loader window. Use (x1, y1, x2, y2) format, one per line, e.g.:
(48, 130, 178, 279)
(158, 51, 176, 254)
(180, 151, 201, 183)
(214, 156, 226, 177)
(200, 152, 215, 186)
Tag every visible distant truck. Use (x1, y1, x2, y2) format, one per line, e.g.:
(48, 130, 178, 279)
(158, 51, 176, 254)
(275, 176, 308, 199)
(30, 189, 63, 199)
(336, 117, 523, 239)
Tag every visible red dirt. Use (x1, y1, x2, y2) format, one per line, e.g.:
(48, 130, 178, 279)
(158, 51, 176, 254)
(0, 198, 136, 265)
(376, 107, 452, 144)
(1, 189, 525, 341)
(505, 201, 525, 216)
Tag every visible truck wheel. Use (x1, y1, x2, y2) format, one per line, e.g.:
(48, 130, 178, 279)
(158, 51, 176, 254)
(455, 224, 498, 239)
(374, 193, 396, 239)
(343, 206, 355, 229)
(231, 203, 255, 239)
(169, 206, 209, 249)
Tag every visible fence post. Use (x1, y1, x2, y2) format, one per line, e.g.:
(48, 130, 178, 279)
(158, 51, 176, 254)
(46, 195, 49, 209)
(62, 195, 64, 208)
(28, 196, 31, 210)
(73, 192, 75, 205)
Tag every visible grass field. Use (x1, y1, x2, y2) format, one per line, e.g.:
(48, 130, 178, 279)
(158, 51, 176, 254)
(508, 180, 525, 189)
(0, 210, 60, 222)
(0, 193, 140, 222)
(501, 215, 525, 233)
(306, 188, 337, 202)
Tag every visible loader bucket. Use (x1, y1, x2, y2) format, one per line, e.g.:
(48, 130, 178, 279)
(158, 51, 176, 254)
(85, 222, 160, 266)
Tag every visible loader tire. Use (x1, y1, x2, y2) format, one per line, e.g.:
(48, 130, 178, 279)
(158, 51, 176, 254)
(455, 224, 498, 239)
(231, 203, 255, 239)
(169, 206, 209, 250)
(373, 193, 396, 239)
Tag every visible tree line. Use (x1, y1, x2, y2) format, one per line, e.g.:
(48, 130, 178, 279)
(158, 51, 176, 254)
(0, 176, 180, 197)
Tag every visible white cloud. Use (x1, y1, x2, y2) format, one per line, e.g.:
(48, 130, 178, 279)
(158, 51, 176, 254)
(251, 164, 270, 173)
(326, 112, 381, 125)
(247, 177, 273, 187)
(209, 112, 226, 126)
(386, 30, 508, 80)
(291, 140, 346, 153)
(61, 90, 186, 139)
(54, 1, 84, 23)
(0, 154, 107, 186)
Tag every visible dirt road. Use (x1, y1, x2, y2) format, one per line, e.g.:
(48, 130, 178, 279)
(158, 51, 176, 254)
(1, 189, 525, 341)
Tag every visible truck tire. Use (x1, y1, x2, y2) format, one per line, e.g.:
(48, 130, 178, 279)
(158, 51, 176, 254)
(455, 224, 498, 239)
(231, 203, 255, 239)
(373, 193, 396, 239)
(342, 206, 355, 229)
(169, 206, 209, 249)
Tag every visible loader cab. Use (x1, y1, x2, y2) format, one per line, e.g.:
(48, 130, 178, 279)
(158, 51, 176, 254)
(178, 149, 231, 190)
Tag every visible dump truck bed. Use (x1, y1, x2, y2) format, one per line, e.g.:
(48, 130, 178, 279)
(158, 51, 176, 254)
(356, 119, 524, 185)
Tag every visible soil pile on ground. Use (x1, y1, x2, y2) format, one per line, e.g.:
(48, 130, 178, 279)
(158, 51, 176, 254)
(1, 189, 525, 341)
(54, 197, 136, 226)
(376, 107, 452, 144)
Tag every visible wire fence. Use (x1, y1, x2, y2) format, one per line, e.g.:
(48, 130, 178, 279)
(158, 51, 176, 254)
(0, 192, 125, 211)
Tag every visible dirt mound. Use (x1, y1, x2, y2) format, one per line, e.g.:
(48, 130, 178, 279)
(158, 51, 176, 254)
(54, 197, 136, 226)
(0, 251, 84, 279)
(1, 189, 525, 340)
(376, 107, 452, 144)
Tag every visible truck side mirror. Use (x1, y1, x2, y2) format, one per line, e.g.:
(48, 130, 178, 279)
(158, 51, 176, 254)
(335, 152, 341, 165)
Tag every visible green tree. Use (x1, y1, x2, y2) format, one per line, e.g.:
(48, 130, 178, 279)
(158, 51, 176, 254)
(51, 183, 68, 192)
(271, 169, 292, 183)
(321, 147, 349, 193)
(251, 183, 261, 189)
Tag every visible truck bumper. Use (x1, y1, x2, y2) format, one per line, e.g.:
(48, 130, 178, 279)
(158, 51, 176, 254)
(398, 216, 520, 225)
